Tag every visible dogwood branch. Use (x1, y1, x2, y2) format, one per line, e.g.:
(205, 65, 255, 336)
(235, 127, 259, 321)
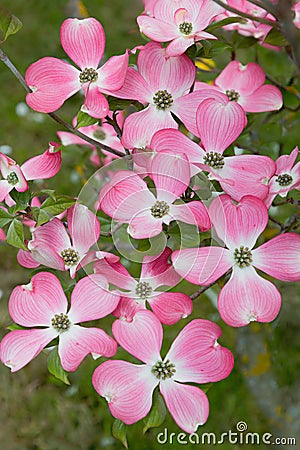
(212, 0, 279, 28)
(190, 282, 217, 300)
(0, 48, 124, 158)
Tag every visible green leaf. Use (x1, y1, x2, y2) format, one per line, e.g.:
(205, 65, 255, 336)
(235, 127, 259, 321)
(9, 189, 31, 212)
(107, 96, 144, 112)
(143, 392, 167, 434)
(38, 195, 75, 225)
(47, 346, 70, 385)
(232, 31, 258, 49)
(75, 110, 98, 129)
(0, 7, 22, 42)
(112, 419, 128, 449)
(197, 39, 231, 58)
(258, 122, 282, 143)
(36, 208, 51, 226)
(6, 219, 27, 250)
(6, 323, 26, 331)
(0, 208, 13, 227)
(264, 28, 288, 47)
(206, 16, 245, 32)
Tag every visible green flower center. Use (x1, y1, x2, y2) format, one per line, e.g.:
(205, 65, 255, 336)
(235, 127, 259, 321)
(153, 90, 173, 110)
(234, 246, 253, 268)
(79, 67, 98, 84)
(152, 359, 176, 380)
(179, 21, 193, 35)
(7, 172, 19, 185)
(93, 129, 106, 141)
(151, 200, 170, 218)
(275, 173, 293, 186)
(61, 248, 80, 266)
(135, 281, 152, 299)
(226, 89, 240, 102)
(203, 152, 225, 169)
(51, 313, 71, 332)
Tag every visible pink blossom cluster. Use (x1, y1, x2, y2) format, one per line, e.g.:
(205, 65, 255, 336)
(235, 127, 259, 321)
(0, 1, 300, 437)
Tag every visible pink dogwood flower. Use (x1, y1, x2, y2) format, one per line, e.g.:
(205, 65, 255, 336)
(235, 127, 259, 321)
(142, 0, 158, 16)
(265, 147, 300, 207)
(195, 60, 283, 113)
(99, 151, 211, 239)
(110, 41, 225, 148)
(94, 247, 192, 325)
(137, 0, 223, 57)
(172, 195, 300, 327)
(17, 203, 100, 278)
(0, 271, 119, 372)
(25, 18, 129, 118)
(92, 310, 234, 433)
(0, 143, 62, 203)
(57, 112, 125, 166)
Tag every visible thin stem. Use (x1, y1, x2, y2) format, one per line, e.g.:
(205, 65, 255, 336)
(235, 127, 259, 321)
(190, 282, 216, 300)
(0, 48, 124, 158)
(212, 0, 279, 28)
(269, 216, 284, 229)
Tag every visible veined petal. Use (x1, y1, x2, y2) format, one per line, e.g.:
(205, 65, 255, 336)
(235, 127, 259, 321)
(209, 195, 268, 249)
(196, 96, 247, 153)
(99, 170, 154, 220)
(58, 325, 117, 372)
(172, 246, 232, 285)
(0, 328, 57, 372)
(83, 83, 109, 118)
(113, 296, 145, 321)
(128, 209, 164, 239)
(150, 128, 205, 164)
(166, 319, 234, 383)
(252, 233, 300, 282)
(67, 204, 100, 257)
(148, 292, 193, 324)
(215, 60, 266, 95)
(172, 89, 226, 137)
(240, 85, 283, 112)
(137, 41, 195, 95)
(148, 151, 190, 199)
(69, 274, 120, 323)
(170, 201, 211, 231)
(137, 16, 178, 42)
(25, 57, 80, 113)
(9, 272, 68, 327)
(60, 18, 105, 69)
(194, 0, 224, 29)
(219, 155, 275, 201)
(110, 67, 153, 104)
(21, 143, 62, 180)
(218, 266, 282, 327)
(140, 247, 181, 288)
(17, 250, 40, 269)
(121, 106, 178, 150)
(276, 146, 298, 173)
(113, 310, 162, 364)
(0, 180, 12, 202)
(92, 360, 158, 424)
(94, 253, 136, 291)
(97, 50, 130, 93)
(166, 36, 195, 57)
(160, 381, 209, 433)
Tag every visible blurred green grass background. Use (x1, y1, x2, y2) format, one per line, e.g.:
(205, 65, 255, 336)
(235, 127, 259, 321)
(0, 1, 300, 449)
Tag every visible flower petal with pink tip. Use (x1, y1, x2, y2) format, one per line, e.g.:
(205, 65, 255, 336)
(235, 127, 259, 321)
(172, 246, 232, 285)
(110, 67, 153, 104)
(148, 151, 190, 200)
(252, 233, 300, 282)
(170, 201, 211, 231)
(148, 292, 193, 325)
(113, 310, 162, 364)
(69, 274, 120, 323)
(218, 266, 282, 327)
(0, 328, 57, 372)
(92, 360, 158, 424)
(60, 18, 105, 69)
(21, 143, 62, 180)
(160, 381, 209, 433)
(25, 57, 80, 113)
(240, 85, 283, 112)
(196, 96, 247, 153)
(58, 325, 117, 372)
(276, 146, 298, 173)
(166, 319, 234, 383)
(0, 180, 12, 202)
(9, 272, 68, 327)
(140, 247, 181, 288)
(98, 51, 130, 93)
(209, 195, 268, 249)
(215, 60, 266, 95)
(94, 253, 137, 291)
(67, 204, 100, 257)
(17, 250, 40, 269)
(83, 83, 109, 118)
(137, 16, 177, 42)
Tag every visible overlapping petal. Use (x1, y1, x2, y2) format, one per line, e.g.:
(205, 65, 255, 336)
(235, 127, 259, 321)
(21, 143, 62, 180)
(67, 204, 100, 257)
(148, 292, 193, 325)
